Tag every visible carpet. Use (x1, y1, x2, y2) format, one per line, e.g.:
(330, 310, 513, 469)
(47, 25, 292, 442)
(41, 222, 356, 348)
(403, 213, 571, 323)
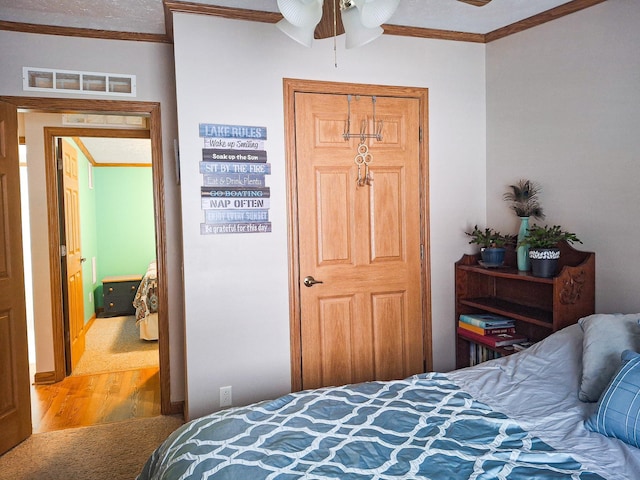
(0, 415, 183, 480)
(73, 316, 158, 376)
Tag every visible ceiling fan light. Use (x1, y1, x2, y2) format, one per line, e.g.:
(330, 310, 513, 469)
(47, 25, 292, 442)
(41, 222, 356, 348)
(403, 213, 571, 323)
(356, 0, 400, 29)
(277, 0, 323, 27)
(276, 18, 316, 47)
(341, 6, 383, 49)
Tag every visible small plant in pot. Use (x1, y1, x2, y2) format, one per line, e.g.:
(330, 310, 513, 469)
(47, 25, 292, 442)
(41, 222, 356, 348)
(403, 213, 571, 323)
(521, 224, 582, 277)
(465, 225, 512, 267)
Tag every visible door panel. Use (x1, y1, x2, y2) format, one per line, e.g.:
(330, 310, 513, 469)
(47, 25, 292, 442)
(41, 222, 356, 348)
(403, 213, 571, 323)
(319, 295, 357, 387)
(316, 168, 352, 264)
(370, 169, 403, 261)
(0, 100, 32, 455)
(372, 291, 405, 380)
(296, 92, 423, 390)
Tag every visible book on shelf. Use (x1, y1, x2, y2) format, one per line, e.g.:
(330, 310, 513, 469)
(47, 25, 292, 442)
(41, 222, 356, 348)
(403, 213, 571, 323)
(469, 342, 502, 366)
(457, 326, 527, 348)
(513, 341, 536, 351)
(458, 322, 516, 336)
(459, 313, 515, 329)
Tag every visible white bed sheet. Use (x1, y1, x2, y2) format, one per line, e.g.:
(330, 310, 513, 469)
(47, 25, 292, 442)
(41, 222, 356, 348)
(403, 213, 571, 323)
(448, 323, 640, 480)
(139, 312, 158, 341)
(135, 261, 158, 340)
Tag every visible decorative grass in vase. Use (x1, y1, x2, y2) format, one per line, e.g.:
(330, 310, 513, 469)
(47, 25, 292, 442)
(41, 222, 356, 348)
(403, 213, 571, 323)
(503, 179, 545, 271)
(503, 179, 545, 220)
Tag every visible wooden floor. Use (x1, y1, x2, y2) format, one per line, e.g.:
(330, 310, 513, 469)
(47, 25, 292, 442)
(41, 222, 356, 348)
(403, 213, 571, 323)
(30, 367, 161, 433)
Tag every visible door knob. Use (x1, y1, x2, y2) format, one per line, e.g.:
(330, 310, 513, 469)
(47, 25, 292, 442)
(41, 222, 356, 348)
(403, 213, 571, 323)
(80, 257, 87, 263)
(303, 276, 323, 288)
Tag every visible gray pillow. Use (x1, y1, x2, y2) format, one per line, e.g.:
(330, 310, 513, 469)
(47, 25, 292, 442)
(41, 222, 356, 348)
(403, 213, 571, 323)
(578, 313, 640, 402)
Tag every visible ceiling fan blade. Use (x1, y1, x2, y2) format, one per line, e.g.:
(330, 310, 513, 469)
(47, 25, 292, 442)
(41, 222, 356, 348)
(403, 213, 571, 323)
(356, 0, 401, 29)
(278, 0, 323, 27)
(457, 0, 493, 6)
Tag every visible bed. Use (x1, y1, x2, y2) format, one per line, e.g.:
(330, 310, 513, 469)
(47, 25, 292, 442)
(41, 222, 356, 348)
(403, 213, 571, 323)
(133, 261, 159, 341)
(137, 314, 640, 479)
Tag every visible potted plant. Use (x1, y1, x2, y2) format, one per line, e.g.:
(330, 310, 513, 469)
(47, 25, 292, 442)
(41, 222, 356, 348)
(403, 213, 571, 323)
(465, 225, 512, 267)
(503, 179, 545, 272)
(522, 224, 582, 277)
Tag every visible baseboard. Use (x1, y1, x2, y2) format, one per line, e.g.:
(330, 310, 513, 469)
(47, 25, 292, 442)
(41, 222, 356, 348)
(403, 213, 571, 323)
(71, 312, 94, 370)
(33, 370, 56, 385)
(167, 401, 184, 417)
(85, 313, 96, 331)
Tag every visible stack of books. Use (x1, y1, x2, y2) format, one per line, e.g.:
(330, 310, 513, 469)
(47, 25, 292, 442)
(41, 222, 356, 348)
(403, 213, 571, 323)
(458, 313, 527, 348)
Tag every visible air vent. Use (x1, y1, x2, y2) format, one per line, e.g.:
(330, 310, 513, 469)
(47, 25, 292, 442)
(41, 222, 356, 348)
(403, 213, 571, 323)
(62, 114, 148, 128)
(23, 67, 136, 97)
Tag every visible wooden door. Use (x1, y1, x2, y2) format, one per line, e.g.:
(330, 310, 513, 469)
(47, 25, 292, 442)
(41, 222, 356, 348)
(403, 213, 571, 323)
(295, 92, 424, 390)
(60, 138, 85, 371)
(0, 100, 32, 454)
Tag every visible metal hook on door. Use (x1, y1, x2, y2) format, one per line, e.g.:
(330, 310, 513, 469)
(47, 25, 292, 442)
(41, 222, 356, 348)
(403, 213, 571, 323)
(343, 95, 383, 142)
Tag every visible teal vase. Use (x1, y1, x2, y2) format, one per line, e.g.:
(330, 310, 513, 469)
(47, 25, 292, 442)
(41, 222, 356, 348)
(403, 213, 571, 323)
(517, 216, 530, 271)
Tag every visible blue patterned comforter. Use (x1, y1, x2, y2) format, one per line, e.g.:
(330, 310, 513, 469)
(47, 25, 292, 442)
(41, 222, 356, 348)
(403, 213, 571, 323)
(138, 373, 602, 480)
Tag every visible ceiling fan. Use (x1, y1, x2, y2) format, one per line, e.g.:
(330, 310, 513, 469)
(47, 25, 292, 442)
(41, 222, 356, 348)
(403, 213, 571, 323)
(277, 0, 493, 48)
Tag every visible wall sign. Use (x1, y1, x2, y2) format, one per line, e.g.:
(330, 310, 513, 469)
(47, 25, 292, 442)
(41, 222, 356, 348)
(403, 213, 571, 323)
(199, 123, 271, 235)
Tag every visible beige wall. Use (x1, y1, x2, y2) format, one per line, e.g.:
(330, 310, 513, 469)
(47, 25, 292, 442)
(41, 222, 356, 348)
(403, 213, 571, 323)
(0, 30, 185, 402)
(173, 14, 487, 419)
(486, 0, 640, 314)
(23, 113, 62, 374)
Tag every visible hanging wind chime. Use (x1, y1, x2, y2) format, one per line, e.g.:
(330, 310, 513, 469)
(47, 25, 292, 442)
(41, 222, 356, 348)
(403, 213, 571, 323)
(343, 94, 383, 187)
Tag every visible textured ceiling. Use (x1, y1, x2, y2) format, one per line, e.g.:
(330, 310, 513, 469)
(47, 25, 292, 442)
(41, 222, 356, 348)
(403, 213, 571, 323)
(0, 0, 166, 34)
(0, 0, 578, 36)
(78, 137, 152, 165)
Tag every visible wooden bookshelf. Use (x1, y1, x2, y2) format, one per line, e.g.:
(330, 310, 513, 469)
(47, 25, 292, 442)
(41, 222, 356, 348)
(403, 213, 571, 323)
(455, 241, 595, 368)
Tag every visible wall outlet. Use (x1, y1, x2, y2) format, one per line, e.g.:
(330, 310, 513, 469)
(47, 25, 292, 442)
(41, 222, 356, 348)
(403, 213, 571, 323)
(220, 386, 232, 407)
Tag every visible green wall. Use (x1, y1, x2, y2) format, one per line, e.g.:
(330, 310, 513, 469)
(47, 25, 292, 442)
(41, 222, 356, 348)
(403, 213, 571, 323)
(93, 166, 156, 308)
(74, 138, 156, 316)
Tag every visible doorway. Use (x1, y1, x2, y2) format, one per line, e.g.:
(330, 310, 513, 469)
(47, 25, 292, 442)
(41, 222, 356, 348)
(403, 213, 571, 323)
(1, 96, 173, 439)
(283, 79, 433, 392)
(22, 129, 158, 374)
(53, 131, 157, 375)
